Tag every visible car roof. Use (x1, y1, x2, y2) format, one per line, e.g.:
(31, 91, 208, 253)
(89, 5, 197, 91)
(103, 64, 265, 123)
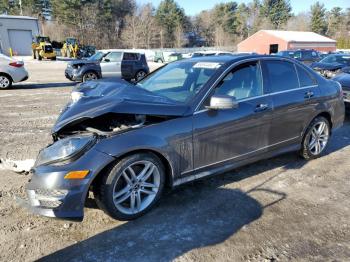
(182, 54, 272, 63)
(98, 49, 144, 54)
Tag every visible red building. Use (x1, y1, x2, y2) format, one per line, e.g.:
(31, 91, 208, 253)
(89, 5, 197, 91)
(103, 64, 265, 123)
(237, 30, 337, 54)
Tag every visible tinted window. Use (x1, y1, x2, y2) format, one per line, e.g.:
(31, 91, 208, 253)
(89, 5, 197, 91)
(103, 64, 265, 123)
(123, 52, 139, 61)
(104, 52, 122, 62)
(214, 61, 263, 100)
(296, 65, 316, 87)
(264, 60, 299, 93)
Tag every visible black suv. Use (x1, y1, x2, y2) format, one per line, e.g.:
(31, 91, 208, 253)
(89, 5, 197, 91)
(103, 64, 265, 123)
(65, 50, 149, 82)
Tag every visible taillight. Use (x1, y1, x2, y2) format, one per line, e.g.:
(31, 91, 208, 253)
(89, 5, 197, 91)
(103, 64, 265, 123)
(9, 61, 23, 67)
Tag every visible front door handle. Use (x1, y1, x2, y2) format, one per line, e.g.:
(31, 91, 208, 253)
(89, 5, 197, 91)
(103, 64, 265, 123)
(255, 103, 269, 112)
(304, 91, 314, 99)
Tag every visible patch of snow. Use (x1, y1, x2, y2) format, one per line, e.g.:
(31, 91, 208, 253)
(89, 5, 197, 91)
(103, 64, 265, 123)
(0, 158, 35, 173)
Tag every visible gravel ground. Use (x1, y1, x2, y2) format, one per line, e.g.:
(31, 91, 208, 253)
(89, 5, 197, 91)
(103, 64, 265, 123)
(0, 59, 349, 262)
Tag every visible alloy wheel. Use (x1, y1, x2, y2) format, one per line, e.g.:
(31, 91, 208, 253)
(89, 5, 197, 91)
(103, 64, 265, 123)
(112, 160, 160, 215)
(0, 76, 10, 88)
(308, 120, 329, 155)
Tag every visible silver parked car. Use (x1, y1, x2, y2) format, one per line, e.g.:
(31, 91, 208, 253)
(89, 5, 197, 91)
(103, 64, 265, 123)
(19, 55, 345, 221)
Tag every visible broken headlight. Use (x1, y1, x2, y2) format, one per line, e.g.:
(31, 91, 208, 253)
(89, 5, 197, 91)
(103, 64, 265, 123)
(71, 91, 83, 103)
(36, 135, 95, 166)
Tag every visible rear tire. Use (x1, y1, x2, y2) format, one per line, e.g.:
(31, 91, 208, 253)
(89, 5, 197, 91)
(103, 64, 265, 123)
(94, 153, 165, 220)
(135, 70, 147, 81)
(300, 116, 330, 160)
(0, 74, 12, 89)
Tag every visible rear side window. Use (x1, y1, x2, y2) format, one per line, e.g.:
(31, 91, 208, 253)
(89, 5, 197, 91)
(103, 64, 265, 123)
(123, 52, 139, 61)
(296, 65, 317, 87)
(263, 60, 299, 93)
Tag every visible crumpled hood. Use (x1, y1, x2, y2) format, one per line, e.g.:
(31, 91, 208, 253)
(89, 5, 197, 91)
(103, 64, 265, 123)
(68, 59, 99, 66)
(52, 79, 189, 134)
(310, 62, 344, 71)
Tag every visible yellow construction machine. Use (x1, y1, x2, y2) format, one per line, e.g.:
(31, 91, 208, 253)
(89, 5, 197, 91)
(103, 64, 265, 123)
(61, 38, 79, 58)
(32, 36, 56, 60)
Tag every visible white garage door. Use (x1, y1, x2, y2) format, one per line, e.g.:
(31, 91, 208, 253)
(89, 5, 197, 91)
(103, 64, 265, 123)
(8, 30, 33, 55)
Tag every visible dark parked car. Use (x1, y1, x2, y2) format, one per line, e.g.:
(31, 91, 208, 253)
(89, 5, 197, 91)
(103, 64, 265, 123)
(333, 72, 350, 108)
(276, 50, 295, 58)
(310, 54, 350, 78)
(19, 55, 345, 221)
(277, 49, 320, 65)
(293, 49, 321, 65)
(65, 50, 149, 82)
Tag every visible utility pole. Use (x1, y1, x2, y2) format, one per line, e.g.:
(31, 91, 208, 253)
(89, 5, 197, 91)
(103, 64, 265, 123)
(19, 0, 23, 15)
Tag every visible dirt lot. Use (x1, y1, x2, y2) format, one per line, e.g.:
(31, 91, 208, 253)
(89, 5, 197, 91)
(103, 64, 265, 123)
(0, 59, 349, 262)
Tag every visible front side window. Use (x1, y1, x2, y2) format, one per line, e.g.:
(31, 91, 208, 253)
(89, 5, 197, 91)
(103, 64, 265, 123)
(214, 61, 263, 100)
(136, 61, 221, 103)
(104, 52, 122, 62)
(263, 60, 299, 93)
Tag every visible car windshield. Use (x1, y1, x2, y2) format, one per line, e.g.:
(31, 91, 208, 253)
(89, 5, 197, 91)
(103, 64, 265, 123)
(136, 61, 222, 103)
(320, 55, 350, 65)
(88, 51, 105, 61)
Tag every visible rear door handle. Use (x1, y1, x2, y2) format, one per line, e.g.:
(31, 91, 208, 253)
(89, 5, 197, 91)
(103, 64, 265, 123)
(304, 91, 314, 99)
(255, 103, 269, 112)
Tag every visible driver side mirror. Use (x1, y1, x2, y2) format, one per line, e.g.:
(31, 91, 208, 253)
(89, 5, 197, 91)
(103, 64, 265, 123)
(103, 58, 110, 63)
(205, 95, 238, 110)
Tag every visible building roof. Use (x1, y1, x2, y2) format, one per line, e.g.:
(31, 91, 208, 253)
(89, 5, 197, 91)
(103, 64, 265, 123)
(262, 30, 336, 43)
(0, 15, 38, 20)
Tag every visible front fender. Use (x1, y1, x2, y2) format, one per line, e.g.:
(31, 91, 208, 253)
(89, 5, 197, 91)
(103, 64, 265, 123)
(79, 64, 102, 78)
(93, 116, 194, 184)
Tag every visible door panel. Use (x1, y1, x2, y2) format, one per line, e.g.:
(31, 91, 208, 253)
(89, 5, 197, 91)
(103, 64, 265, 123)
(193, 96, 273, 170)
(192, 60, 273, 172)
(100, 52, 122, 77)
(261, 59, 320, 146)
(269, 87, 319, 145)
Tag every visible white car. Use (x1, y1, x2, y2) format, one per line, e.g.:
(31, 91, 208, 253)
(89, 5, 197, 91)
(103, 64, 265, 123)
(0, 54, 28, 89)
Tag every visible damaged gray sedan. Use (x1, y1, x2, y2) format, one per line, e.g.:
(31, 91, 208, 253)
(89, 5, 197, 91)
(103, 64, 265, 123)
(19, 55, 345, 221)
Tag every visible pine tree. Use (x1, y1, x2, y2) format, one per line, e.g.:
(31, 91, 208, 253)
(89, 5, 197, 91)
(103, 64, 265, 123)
(310, 1, 327, 35)
(260, 0, 292, 29)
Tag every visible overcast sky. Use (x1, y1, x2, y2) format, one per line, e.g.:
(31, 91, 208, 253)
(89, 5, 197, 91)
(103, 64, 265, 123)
(137, 0, 349, 16)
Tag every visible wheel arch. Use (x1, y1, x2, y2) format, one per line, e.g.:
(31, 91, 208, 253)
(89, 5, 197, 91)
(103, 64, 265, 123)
(89, 148, 175, 201)
(0, 72, 13, 83)
(302, 111, 333, 140)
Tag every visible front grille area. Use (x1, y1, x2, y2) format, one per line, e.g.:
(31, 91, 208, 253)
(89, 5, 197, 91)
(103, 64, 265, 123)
(35, 189, 68, 198)
(39, 200, 62, 209)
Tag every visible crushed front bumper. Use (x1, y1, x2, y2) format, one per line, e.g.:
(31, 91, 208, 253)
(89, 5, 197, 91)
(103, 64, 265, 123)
(17, 148, 115, 221)
(65, 67, 82, 82)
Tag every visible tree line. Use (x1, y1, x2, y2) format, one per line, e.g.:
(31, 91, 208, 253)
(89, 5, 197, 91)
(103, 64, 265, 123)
(2, 0, 350, 49)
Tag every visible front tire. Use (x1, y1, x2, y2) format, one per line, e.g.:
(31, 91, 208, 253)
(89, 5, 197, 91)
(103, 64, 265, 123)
(300, 116, 330, 160)
(82, 71, 98, 82)
(94, 153, 165, 220)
